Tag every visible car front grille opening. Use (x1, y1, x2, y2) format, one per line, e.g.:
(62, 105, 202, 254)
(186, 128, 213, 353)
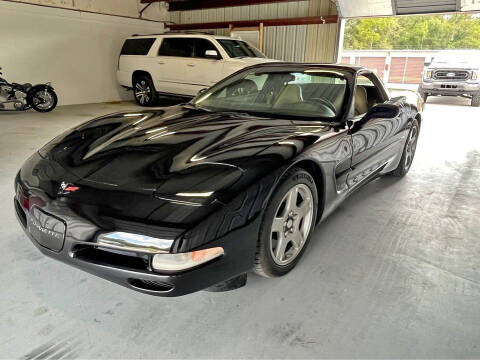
(14, 199, 27, 228)
(128, 279, 174, 293)
(73, 246, 150, 271)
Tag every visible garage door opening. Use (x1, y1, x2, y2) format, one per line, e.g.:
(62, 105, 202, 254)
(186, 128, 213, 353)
(340, 13, 480, 106)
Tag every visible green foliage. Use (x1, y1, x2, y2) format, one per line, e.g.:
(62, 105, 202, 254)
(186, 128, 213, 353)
(344, 14, 480, 50)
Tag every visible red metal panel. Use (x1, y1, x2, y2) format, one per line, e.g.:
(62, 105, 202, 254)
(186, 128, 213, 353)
(404, 57, 425, 84)
(389, 57, 407, 83)
(356, 57, 385, 79)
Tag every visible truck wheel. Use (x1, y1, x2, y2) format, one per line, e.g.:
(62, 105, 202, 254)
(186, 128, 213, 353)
(133, 76, 157, 106)
(472, 94, 480, 107)
(421, 93, 428, 103)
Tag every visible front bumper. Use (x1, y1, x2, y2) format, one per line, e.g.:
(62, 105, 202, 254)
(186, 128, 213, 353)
(14, 166, 261, 296)
(420, 81, 480, 96)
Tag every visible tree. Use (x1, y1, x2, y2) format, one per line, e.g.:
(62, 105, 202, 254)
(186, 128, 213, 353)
(344, 14, 480, 50)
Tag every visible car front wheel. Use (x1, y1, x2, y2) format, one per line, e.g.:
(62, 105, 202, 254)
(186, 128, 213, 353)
(254, 167, 318, 278)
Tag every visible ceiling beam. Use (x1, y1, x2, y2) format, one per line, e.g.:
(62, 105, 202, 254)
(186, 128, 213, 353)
(168, 15, 338, 30)
(140, 0, 309, 12)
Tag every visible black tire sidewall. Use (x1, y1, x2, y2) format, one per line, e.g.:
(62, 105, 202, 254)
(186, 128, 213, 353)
(392, 119, 419, 177)
(257, 168, 318, 277)
(134, 76, 157, 106)
(30, 89, 57, 112)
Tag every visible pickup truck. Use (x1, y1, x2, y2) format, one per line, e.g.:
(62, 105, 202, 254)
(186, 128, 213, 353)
(418, 52, 480, 107)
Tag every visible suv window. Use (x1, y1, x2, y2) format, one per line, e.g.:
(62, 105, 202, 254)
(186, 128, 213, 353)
(121, 38, 156, 55)
(158, 38, 221, 59)
(158, 38, 194, 57)
(217, 39, 265, 58)
(192, 39, 221, 59)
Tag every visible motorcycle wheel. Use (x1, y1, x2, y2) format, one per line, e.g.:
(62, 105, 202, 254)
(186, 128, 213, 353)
(29, 88, 58, 112)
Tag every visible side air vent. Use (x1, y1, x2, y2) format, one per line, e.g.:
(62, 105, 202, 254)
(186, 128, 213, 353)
(128, 279, 174, 293)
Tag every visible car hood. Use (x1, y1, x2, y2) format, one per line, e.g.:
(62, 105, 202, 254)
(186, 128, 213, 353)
(38, 106, 307, 195)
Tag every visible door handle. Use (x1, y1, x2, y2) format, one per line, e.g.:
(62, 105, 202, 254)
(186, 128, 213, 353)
(158, 61, 165, 65)
(187, 64, 196, 67)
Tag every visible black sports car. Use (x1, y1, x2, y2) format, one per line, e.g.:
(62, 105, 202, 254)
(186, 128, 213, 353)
(14, 63, 422, 296)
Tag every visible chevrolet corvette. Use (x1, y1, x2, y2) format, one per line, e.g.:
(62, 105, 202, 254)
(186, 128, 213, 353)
(14, 63, 422, 296)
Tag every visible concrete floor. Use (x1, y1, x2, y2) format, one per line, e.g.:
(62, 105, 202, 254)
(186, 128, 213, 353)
(1, 97, 479, 358)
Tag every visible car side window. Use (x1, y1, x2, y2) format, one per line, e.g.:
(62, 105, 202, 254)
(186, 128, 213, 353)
(354, 74, 384, 116)
(192, 39, 221, 59)
(158, 38, 194, 58)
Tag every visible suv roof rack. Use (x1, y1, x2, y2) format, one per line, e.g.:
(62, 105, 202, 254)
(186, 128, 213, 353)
(132, 30, 215, 37)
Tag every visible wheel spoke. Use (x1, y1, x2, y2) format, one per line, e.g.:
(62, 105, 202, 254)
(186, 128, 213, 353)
(272, 217, 284, 233)
(285, 188, 297, 214)
(292, 230, 304, 249)
(274, 235, 288, 261)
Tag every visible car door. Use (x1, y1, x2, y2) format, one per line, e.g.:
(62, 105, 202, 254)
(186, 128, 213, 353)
(154, 37, 198, 95)
(154, 37, 225, 96)
(347, 72, 406, 188)
(187, 38, 226, 92)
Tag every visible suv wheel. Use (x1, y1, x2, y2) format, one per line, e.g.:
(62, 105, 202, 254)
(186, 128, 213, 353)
(133, 76, 157, 106)
(472, 94, 480, 107)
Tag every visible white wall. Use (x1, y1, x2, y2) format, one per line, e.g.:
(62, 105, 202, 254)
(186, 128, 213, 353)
(4, 0, 169, 21)
(0, 1, 166, 105)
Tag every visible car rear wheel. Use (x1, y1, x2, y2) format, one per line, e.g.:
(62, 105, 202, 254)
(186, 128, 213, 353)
(133, 76, 157, 106)
(390, 119, 419, 177)
(254, 167, 318, 278)
(472, 94, 480, 107)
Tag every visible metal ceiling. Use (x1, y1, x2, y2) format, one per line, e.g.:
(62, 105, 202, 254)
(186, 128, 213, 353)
(335, 0, 479, 17)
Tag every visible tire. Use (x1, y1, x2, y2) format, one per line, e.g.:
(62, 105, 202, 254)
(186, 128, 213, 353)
(472, 94, 480, 107)
(29, 88, 57, 113)
(133, 75, 157, 106)
(390, 119, 419, 177)
(254, 167, 318, 278)
(421, 92, 428, 103)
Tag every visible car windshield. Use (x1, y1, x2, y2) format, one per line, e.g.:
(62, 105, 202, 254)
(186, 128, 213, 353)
(217, 39, 265, 58)
(193, 69, 348, 119)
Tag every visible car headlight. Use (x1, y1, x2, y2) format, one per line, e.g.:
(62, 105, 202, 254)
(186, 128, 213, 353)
(472, 71, 478, 80)
(152, 247, 224, 272)
(424, 70, 432, 79)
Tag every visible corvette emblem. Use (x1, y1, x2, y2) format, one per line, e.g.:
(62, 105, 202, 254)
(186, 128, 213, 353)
(58, 181, 79, 195)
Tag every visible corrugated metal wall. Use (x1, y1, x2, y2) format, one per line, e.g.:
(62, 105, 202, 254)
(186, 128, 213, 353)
(169, 0, 338, 63)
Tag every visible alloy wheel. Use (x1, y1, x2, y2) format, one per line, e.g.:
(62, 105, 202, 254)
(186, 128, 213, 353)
(404, 124, 418, 170)
(270, 184, 314, 266)
(135, 81, 151, 105)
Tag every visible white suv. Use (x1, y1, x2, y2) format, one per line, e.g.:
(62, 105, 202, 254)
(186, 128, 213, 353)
(117, 33, 276, 106)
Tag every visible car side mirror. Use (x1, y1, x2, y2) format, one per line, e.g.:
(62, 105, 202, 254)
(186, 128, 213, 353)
(424, 61, 431, 67)
(366, 103, 400, 119)
(205, 50, 220, 60)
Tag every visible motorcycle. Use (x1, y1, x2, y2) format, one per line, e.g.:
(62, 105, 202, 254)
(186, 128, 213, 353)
(0, 66, 57, 112)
